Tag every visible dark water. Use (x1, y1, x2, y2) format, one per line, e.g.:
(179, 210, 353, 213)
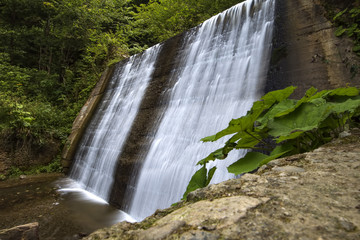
(0, 174, 134, 240)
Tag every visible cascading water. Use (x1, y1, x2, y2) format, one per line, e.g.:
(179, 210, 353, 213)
(69, 45, 161, 201)
(128, 0, 276, 220)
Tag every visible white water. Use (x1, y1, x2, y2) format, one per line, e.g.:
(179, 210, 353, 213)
(69, 45, 161, 201)
(128, 0, 276, 220)
(56, 178, 137, 224)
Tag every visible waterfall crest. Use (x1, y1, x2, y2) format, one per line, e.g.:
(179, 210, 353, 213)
(69, 45, 161, 201)
(128, 0, 276, 220)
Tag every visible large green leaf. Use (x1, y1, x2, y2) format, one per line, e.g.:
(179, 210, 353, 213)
(227, 144, 294, 175)
(200, 114, 254, 142)
(333, 8, 348, 21)
(256, 99, 297, 128)
(197, 148, 225, 165)
(227, 152, 268, 175)
(319, 97, 360, 131)
(235, 131, 263, 149)
(329, 87, 359, 98)
(182, 165, 207, 200)
(260, 86, 297, 107)
(201, 86, 297, 142)
(308, 89, 332, 101)
(272, 87, 318, 119)
(327, 97, 360, 115)
(268, 102, 332, 138)
(182, 165, 217, 200)
(276, 131, 305, 143)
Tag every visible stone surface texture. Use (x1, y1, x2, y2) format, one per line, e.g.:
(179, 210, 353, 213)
(85, 132, 360, 240)
(266, 0, 359, 98)
(0, 222, 39, 240)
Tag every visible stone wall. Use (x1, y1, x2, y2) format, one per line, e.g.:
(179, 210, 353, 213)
(266, 0, 359, 99)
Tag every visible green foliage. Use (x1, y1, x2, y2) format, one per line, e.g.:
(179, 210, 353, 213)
(182, 165, 216, 200)
(332, 6, 360, 56)
(6, 158, 63, 179)
(129, 0, 245, 46)
(183, 86, 360, 200)
(0, 0, 135, 155)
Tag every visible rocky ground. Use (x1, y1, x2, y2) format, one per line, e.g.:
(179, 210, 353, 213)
(85, 131, 360, 240)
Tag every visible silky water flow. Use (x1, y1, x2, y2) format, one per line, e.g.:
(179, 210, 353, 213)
(67, 0, 276, 222)
(64, 45, 162, 224)
(128, 0, 276, 220)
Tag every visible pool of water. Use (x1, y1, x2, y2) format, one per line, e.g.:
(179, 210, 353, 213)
(0, 174, 134, 239)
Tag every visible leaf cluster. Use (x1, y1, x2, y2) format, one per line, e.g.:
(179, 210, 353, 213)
(183, 86, 360, 199)
(332, 5, 360, 55)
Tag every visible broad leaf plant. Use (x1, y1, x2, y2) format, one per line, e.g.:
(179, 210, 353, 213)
(183, 86, 360, 199)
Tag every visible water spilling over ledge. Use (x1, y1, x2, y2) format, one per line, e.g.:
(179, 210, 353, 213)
(69, 46, 162, 200)
(128, 0, 275, 220)
(65, 0, 276, 221)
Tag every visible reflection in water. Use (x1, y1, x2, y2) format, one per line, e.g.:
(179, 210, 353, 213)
(56, 178, 136, 229)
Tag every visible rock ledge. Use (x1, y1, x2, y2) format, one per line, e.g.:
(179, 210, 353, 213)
(85, 133, 360, 240)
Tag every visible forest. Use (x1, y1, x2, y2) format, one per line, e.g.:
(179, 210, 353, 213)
(0, 0, 244, 175)
(0, 0, 359, 177)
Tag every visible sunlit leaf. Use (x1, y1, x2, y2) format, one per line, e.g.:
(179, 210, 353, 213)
(333, 8, 348, 21)
(268, 102, 331, 138)
(335, 26, 347, 37)
(227, 152, 268, 175)
(257, 99, 297, 128)
(197, 148, 224, 165)
(201, 86, 297, 142)
(182, 165, 207, 200)
(235, 131, 263, 149)
(183, 165, 217, 200)
(329, 87, 359, 98)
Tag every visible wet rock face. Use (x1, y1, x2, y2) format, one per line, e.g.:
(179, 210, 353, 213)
(85, 133, 360, 240)
(0, 222, 39, 240)
(266, 0, 360, 98)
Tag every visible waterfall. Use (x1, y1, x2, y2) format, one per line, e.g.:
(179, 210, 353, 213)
(128, 0, 276, 220)
(67, 0, 275, 221)
(69, 45, 161, 201)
